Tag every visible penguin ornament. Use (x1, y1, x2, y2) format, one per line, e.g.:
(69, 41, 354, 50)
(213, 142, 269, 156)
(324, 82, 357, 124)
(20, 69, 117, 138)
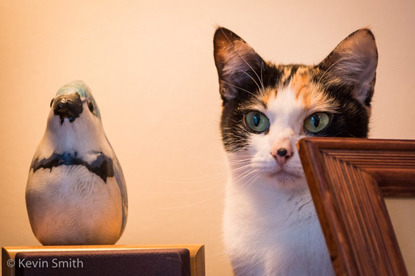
(26, 80, 128, 245)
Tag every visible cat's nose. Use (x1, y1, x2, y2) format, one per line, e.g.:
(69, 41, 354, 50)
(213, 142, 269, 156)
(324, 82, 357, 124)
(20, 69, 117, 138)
(271, 147, 293, 166)
(277, 148, 288, 157)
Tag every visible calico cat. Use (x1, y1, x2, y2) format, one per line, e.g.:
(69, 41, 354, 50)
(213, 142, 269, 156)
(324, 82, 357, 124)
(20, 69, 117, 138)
(213, 27, 377, 275)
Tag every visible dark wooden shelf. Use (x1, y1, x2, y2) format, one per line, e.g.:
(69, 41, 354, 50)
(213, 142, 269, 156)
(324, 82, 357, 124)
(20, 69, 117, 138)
(2, 244, 205, 276)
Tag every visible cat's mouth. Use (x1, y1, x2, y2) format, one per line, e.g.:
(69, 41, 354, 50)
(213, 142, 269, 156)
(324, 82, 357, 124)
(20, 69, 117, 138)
(267, 170, 304, 186)
(269, 166, 303, 178)
(270, 169, 292, 177)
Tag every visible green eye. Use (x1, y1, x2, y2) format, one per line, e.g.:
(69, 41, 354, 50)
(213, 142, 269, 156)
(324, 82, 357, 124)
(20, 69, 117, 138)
(304, 112, 331, 133)
(244, 111, 270, 133)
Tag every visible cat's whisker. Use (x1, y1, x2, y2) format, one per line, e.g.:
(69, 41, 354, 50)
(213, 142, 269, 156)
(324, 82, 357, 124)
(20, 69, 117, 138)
(239, 171, 261, 189)
(230, 161, 252, 166)
(237, 69, 263, 94)
(230, 164, 251, 170)
(231, 158, 252, 165)
(232, 168, 260, 183)
(233, 173, 257, 186)
(230, 164, 251, 169)
(228, 160, 253, 167)
(227, 156, 252, 163)
(260, 61, 265, 91)
(230, 164, 254, 172)
(231, 165, 256, 176)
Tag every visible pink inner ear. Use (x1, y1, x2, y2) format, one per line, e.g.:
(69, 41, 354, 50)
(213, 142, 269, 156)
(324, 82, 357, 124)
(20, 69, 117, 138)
(319, 29, 378, 106)
(221, 40, 258, 77)
(214, 30, 265, 101)
(333, 30, 377, 81)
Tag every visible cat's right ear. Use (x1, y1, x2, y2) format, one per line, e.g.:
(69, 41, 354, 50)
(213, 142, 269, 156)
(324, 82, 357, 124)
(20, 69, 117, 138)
(317, 29, 378, 107)
(214, 27, 265, 103)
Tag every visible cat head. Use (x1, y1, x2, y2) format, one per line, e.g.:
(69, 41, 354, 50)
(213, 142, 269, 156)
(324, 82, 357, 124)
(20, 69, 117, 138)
(213, 27, 378, 184)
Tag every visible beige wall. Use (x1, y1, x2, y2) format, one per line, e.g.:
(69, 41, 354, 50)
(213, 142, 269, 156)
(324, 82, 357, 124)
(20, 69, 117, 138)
(1, 1, 414, 275)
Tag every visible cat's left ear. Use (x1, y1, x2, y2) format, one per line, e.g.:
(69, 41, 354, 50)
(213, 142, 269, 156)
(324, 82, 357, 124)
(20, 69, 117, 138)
(214, 27, 265, 103)
(317, 29, 378, 106)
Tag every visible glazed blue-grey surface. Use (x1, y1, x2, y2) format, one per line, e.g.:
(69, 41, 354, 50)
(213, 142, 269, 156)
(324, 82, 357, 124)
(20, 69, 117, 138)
(26, 80, 128, 245)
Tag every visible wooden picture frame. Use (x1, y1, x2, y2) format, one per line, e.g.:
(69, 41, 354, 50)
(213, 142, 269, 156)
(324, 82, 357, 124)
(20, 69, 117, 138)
(298, 137, 415, 276)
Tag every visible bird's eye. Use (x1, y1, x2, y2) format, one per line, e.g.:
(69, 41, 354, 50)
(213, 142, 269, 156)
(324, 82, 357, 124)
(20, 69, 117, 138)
(244, 111, 270, 133)
(304, 112, 331, 134)
(50, 98, 54, 107)
(87, 99, 94, 113)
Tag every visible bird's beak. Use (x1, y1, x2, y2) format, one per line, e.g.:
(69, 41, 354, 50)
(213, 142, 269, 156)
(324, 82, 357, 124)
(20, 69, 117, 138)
(53, 93, 83, 124)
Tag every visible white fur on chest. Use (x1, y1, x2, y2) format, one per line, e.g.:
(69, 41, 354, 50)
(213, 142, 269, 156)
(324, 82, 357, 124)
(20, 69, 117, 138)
(223, 175, 335, 276)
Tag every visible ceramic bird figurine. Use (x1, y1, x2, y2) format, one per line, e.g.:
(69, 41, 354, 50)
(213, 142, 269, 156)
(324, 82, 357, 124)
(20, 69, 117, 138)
(26, 80, 128, 245)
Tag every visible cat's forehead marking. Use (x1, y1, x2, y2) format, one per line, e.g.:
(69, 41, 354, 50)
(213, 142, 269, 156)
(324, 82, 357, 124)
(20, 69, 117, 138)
(265, 87, 299, 111)
(290, 69, 338, 113)
(280, 67, 293, 83)
(291, 69, 314, 100)
(257, 87, 275, 108)
(279, 65, 301, 87)
(254, 66, 337, 114)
